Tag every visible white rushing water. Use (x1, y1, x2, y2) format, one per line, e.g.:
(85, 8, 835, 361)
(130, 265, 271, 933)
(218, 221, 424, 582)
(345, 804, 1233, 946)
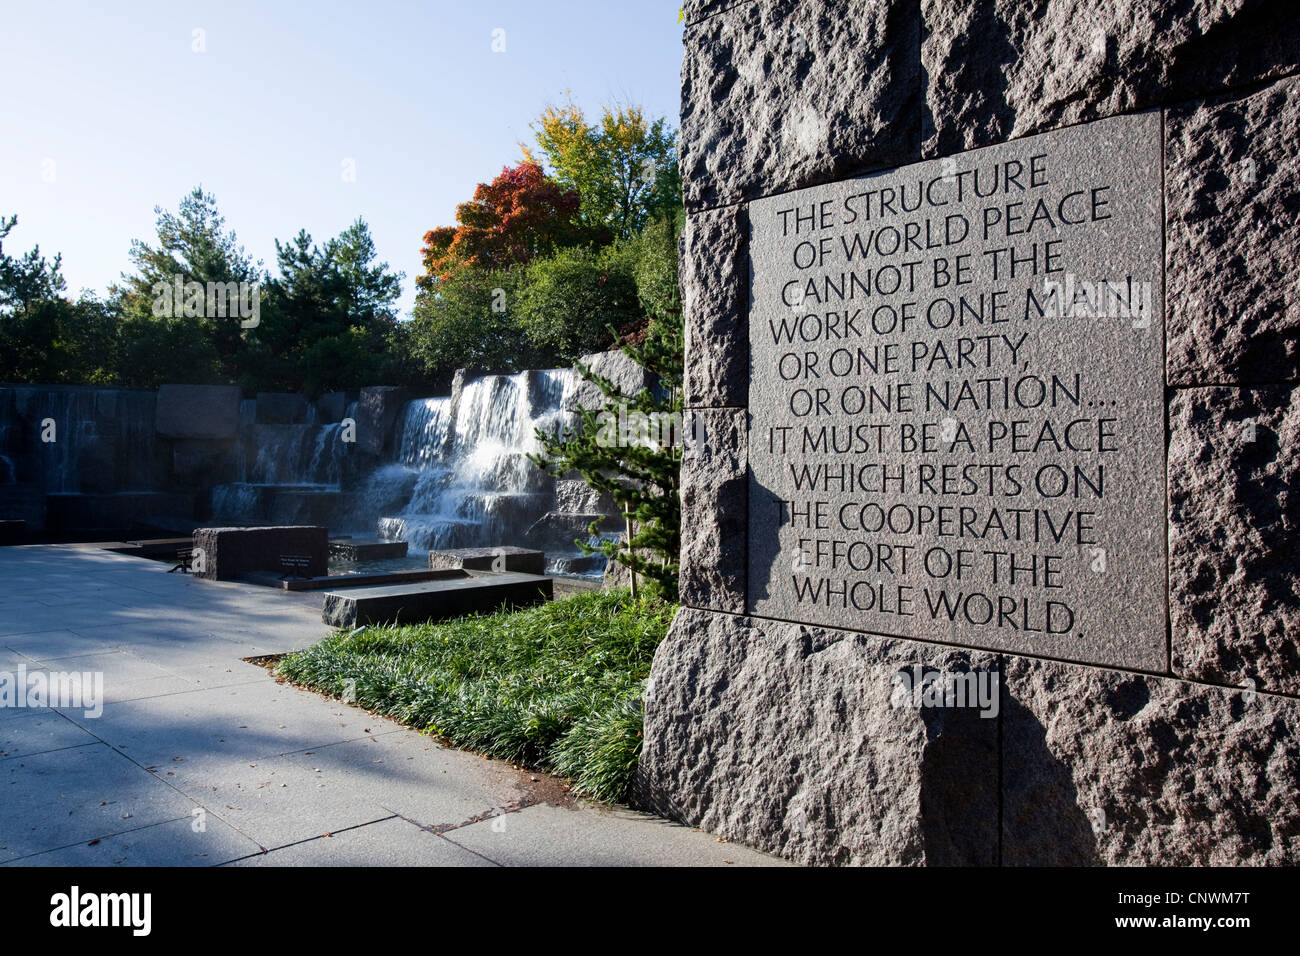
(384, 370, 577, 553)
(207, 367, 605, 572)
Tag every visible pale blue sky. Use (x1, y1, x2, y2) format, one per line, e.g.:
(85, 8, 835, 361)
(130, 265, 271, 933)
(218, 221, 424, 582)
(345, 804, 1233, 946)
(0, 0, 685, 315)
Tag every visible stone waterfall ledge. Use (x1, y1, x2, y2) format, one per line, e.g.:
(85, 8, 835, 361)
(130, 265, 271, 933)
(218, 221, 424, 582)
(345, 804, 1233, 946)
(565, 350, 653, 412)
(155, 384, 241, 439)
(1166, 75, 1300, 385)
(353, 386, 410, 457)
(321, 572, 552, 628)
(920, 0, 1300, 159)
(682, 205, 749, 410)
(427, 545, 544, 575)
(1004, 657, 1300, 866)
(1169, 385, 1300, 696)
(637, 608, 1001, 866)
(680, 0, 921, 211)
(679, 409, 747, 615)
(638, 608, 1300, 866)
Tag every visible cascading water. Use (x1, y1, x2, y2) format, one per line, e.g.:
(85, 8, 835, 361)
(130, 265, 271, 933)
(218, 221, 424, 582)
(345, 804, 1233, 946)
(396, 396, 452, 467)
(209, 368, 615, 573)
(0, 419, 14, 485)
(210, 403, 351, 526)
(378, 370, 588, 565)
(2, 363, 621, 563)
(0, 388, 160, 494)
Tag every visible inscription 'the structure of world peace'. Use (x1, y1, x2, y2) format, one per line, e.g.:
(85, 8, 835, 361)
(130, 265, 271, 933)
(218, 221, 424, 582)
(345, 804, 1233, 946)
(747, 112, 1167, 670)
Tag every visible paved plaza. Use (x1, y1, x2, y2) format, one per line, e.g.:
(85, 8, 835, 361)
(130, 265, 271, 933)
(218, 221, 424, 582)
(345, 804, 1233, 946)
(0, 544, 781, 867)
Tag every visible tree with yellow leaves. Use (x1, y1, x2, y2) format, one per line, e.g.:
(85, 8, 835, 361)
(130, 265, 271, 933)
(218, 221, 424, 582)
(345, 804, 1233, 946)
(524, 96, 680, 242)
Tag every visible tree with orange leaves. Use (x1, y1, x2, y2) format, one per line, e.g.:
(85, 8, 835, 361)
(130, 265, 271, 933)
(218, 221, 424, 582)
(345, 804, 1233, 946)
(416, 161, 581, 291)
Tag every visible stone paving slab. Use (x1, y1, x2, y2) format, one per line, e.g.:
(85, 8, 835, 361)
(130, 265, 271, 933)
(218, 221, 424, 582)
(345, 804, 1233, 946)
(0, 604, 141, 636)
(72, 678, 408, 769)
(272, 732, 529, 829)
(0, 711, 98, 758)
(0, 743, 200, 864)
(162, 753, 403, 850)
(442, 803, 791, 867)
(93, 675, 204, 707)
(4, 628, 123, 659)
(3, 813, 262, 867)
(227, 817, 493, 867)
(19, 648, 180, 684)
(92, 642, 280, 686)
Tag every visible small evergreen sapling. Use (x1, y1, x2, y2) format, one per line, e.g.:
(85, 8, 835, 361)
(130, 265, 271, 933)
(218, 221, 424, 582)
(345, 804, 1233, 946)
(530, 312, 684, 600)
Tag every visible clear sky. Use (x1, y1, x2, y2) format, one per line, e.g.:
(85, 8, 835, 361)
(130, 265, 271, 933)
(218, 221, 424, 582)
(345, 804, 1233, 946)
(0, 0, 685, 315)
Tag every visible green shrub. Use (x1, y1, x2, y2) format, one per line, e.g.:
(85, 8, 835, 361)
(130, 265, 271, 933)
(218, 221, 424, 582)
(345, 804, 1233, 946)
(515, 245, 640, 361)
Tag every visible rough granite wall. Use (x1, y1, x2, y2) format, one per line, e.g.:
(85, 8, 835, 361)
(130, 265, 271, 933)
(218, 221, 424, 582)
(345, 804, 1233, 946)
(641, 0, 1300, 865)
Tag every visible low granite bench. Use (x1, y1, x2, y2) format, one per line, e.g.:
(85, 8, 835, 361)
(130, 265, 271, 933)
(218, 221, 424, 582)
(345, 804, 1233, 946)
(322, 571, 553, 628)
(427, 546, 545, 575)
(191, 526, 328, 581)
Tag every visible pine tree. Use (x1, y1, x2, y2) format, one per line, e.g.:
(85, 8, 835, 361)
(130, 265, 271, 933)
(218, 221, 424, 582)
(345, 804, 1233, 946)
(530, 311, 683, 600)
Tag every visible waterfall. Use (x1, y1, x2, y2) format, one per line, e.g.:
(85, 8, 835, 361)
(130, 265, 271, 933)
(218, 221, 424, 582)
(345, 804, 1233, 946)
(33, 391, 96, 493)
(396, 397, 452, 466)
(211, 407, 350, 525)
(368, 368, 613, 573)
(380, 371, 566, 553)
(0, 417, 13, 484)
(0, 367, 619, 570)
(1, 387, 160, 495)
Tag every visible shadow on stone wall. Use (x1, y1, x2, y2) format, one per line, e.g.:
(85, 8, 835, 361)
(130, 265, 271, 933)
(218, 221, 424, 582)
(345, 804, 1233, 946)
(1000, 691, 1099, 866)
(916, 684, 1000, 865)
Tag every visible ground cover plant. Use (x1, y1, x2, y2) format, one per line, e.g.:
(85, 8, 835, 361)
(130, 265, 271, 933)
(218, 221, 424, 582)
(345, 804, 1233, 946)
(275, 588, 674, 803)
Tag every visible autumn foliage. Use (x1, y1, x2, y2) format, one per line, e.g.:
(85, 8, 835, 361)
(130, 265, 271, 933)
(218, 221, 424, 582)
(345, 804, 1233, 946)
(417, 161, 581, 291)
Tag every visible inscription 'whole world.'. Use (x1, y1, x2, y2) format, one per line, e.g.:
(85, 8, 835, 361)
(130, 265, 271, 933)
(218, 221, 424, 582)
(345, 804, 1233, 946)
(747, 112, 1167, 669)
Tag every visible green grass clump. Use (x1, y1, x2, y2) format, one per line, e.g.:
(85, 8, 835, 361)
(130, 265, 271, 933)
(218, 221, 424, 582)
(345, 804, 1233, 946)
(275, 588, 675, 803)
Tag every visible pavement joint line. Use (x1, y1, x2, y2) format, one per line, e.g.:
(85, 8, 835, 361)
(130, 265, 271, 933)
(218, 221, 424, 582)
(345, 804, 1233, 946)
(33, 712, 261, 843)
(238, 729, 411, 763)
(268, 727, 411, 760)
(96, 680, 268, 703)
(0, 707, 53, 721)
(182, 800, 290, 855)
(5, 646, 126, 663)
(49, 667, 411, 742)
(1, 740, 103, 762)
(433, 831, 504, 867)
(50, 694, 410, 767)
(0, 813, 198, 866)
(1, 705, 99, 757)
(1, 625, 109, 640)
(217, 814, 402, 864)
(380, 809, 507, 867)
(384, 790, 548, 838)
